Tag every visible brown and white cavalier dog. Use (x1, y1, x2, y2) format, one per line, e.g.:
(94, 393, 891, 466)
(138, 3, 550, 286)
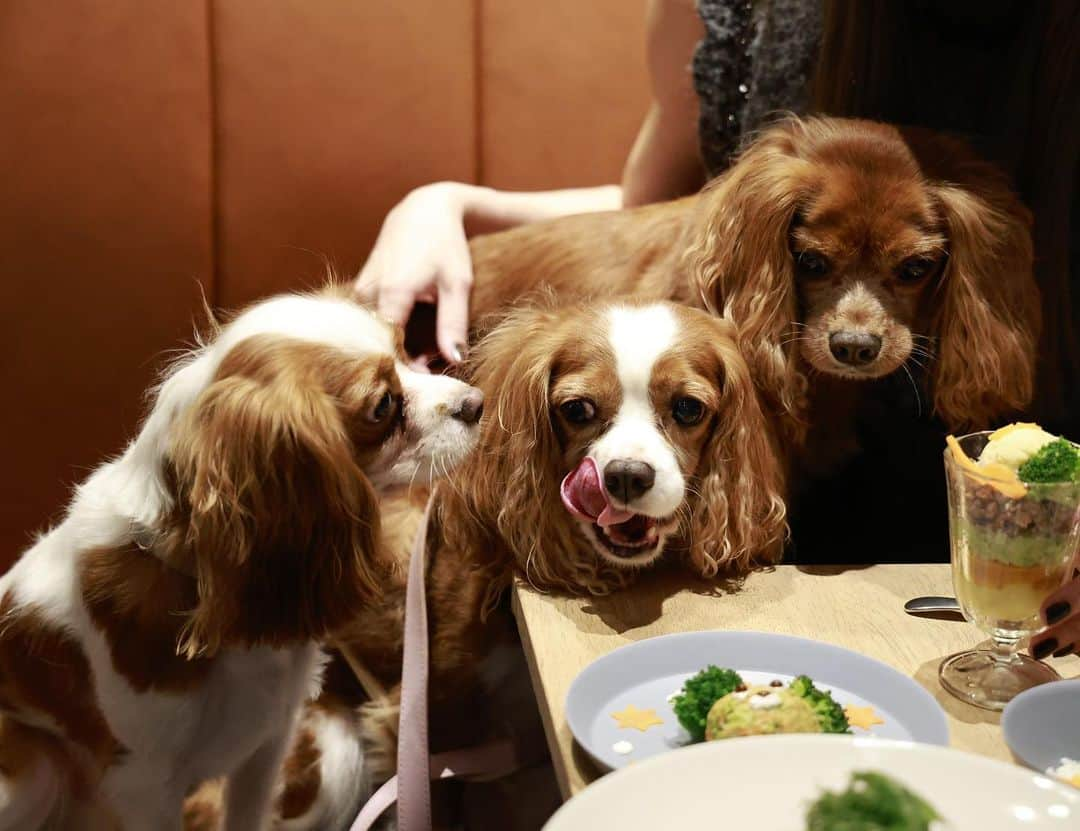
(445, 299, 786, 593)
(468, 116, 1040, 465)
(0, 292, 481, 830)
(220, 300, 786, 830)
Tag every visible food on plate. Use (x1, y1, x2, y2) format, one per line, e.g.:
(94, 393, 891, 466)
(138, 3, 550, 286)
(706, 675, 852, 740)
(947, 424, 1080, 625)
(805, 771, 946, 831)
(844, 705, 885, 730)
(705, 684, 820, 739)
(1046, 757, 1080, 788)
(610, 704, 664, 732)
(789, 675, 851, 734)
(672, 668, 851, 742)
(671, 665, 744, 742)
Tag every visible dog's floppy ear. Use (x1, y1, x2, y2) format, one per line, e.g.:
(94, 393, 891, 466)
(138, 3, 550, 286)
(930, 178, 1039, 429)
(683, 121, 813, 444)
(169, 336, 384, 657)
(688, 319, 788, 575)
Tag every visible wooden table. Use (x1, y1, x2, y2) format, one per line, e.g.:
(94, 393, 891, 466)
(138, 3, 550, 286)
(512, 564, 1080, 799)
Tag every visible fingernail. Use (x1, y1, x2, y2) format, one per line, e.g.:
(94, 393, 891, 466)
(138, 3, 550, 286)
(1031, 638, 1057, 660)
(1045, 601, 1071, 625)
(451, 342, 468, 363)
(1052, 644, 1074, 659)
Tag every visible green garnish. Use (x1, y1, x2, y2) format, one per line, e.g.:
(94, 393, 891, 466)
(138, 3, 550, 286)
(1018, 438, 1080, 483)
(806, 771, 942, 831)
(789, 675, 851, 734)
(671, 666, 743, 742)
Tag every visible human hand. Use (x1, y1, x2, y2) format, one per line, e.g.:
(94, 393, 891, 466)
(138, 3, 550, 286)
(354, 182, 475, 366)
(1031, 572, 1080, 659)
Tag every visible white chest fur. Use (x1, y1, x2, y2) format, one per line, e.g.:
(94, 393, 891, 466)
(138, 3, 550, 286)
(92, 637, 323, 822)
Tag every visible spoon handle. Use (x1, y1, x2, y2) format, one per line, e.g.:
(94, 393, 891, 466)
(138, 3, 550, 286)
(904, 596, 961, 615)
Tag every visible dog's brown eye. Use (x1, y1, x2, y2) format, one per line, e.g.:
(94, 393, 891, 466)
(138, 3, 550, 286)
(897, 257, 936, 283)
(795, 250, 830, 278)
(368, 391, 395, 423)
(672, 396, 705, 426)
(559, 399, 596, 424)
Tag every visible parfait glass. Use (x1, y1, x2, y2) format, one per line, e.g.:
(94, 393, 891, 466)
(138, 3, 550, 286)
(940, 431, 1080, 710)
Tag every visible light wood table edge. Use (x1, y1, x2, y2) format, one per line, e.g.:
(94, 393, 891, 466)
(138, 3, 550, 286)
(512, 586, 576, 797)
(512, 565, 1079, 801)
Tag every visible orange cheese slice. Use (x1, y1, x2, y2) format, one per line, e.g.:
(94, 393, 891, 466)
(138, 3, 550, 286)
(611, 705, 664, 732)
(844, 705, 885, 730)
(946, 435, 1027, 499)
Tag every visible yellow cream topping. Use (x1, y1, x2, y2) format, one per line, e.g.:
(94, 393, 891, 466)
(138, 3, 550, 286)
(980, 423, 1056, 470)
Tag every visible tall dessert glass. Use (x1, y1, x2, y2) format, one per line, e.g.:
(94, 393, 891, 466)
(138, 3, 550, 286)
(940, 431, 1080, 709)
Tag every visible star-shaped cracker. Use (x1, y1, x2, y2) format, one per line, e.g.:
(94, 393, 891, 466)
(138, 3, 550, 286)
(845, 705, 884, 730)
(611, 704, 664, 732)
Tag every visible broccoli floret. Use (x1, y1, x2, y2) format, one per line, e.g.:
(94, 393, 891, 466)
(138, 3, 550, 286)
(671, 666, 743, 742)
(806, 771, 942, 831)
(1018, 438, 1080, 483)
(789, 675, 851, 734)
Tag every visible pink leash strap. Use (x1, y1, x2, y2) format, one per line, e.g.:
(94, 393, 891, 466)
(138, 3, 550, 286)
(395, 498, 434, 831)
(351, 776, 399, 830)
(350, 740, 518, 831)
(349, 499, 518, 831)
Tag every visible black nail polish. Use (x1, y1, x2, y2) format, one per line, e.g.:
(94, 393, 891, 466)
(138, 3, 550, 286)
(1045, 601, 1071, 625)
(451, 342, 468, 363)
(1031, 638, 1057, 660)
(1052, 644, 1074, 659)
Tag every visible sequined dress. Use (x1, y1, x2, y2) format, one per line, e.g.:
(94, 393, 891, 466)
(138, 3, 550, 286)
(692, 0, 823, 175)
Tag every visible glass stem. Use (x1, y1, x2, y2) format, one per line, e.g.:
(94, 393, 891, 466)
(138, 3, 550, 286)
(990, 632, 1021, 666)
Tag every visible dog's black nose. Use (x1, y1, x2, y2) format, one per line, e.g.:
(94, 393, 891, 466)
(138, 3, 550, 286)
(451, 389, 484, 424)
(604, 459, 655, 503)
(829, 331, 882, 366)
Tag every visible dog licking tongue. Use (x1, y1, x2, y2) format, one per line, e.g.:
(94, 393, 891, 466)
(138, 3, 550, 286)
(560, 457, 635, 527)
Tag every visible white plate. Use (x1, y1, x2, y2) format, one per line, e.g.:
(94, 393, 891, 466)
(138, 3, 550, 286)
(565, 630, 948, 770)
(544, 736, 1080, 830)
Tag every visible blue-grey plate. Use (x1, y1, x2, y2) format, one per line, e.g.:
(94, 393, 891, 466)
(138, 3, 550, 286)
(565, 630, 949, 770)
(1002, 679, 1080, 775)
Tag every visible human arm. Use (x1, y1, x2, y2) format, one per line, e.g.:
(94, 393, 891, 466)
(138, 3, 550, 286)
(354, 0, 705, 364)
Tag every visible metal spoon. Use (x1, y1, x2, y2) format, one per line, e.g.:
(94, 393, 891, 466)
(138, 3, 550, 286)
(904, 596, 962, 616)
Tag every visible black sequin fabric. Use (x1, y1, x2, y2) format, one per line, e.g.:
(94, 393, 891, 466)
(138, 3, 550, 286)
(692, 0, 824, 176)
